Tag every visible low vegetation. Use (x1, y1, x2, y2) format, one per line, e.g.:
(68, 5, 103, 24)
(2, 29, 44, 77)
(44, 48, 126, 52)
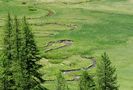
(0, 0, 133, 90)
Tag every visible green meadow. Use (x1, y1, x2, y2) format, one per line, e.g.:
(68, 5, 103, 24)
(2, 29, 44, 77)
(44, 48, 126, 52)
(0, 0, 133, 90)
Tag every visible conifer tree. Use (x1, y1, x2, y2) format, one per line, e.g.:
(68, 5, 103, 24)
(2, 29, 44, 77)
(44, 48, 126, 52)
(96, 53, 118, 90)
(79, 71, 95, 90)
(22, 17, 46, 90)
(56, 71, 69, 90)
(11, 16, 24, 90)
(1, 13, 14, 90)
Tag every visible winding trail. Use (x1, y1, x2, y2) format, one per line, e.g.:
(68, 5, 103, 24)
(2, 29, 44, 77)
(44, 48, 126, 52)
(27, 8, 54, 20)
(0, 7, 78, 38)
(61, 56, 96, 74)
(44, 40, 96, 81)
(27, 8, 78, 31)
(0, 7, 54, 21)
(44, 57, 96, 82)
(29, 22, 78, 31)
(0, 3, 96, 81)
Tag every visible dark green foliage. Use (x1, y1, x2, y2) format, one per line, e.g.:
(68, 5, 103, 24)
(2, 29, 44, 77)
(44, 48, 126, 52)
(96, 53, 118, 90)
(1, 13, 15, 90)
(0, 14, 46, 90)
(22, 17, 45, 90)
(79, 71, 96, 90)
(11, 16, 24, 90)
(56, 71, 69, 90)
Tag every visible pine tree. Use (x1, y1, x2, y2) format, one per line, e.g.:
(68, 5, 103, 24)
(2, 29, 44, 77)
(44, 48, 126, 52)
(56, 71, 69, 90)
(11, 16, 24, 90)
(1, 13, 15, 90)
(79, 71, 95, 90)
(96, 52, 118, 90)
(22, 17, 46, 90)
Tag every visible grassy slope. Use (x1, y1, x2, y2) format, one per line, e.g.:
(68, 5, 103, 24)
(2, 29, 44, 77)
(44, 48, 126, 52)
(0, 0, 133, 90)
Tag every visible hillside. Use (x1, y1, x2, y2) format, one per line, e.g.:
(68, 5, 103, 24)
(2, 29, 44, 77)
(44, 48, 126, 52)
(0, 0, 133, 90)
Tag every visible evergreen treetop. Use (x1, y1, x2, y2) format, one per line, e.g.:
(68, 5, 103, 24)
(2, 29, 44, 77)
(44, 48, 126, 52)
(96, 52, 118, 90)
(2, 13, 15, 90)
(22, 17, 45, 90)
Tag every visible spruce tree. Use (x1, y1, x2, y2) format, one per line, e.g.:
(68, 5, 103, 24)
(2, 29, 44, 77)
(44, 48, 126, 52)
(79, 71, 95, 90)
(96, 52, 118, 90)
(11, 16, 24, 90)
(56, 71, 69, 90)
(22, 17, 46, 90)
(1, 13, 15, 90)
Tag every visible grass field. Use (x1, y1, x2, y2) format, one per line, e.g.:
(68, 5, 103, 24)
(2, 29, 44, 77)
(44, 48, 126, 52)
(0, 0, 133, 90)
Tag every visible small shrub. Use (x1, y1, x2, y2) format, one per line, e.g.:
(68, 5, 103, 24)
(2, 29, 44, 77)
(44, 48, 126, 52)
(22, 2, 26, 5)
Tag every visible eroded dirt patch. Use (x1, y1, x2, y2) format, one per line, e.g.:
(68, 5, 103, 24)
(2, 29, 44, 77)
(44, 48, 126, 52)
(44, 39, 73, 52)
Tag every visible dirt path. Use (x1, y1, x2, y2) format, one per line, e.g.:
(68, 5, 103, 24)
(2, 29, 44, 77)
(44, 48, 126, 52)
(44, 40, 73, 53)
(44, 57, 96, 82)
(29, 22, 78, 31)
(61, 56, 96, 74)
(44, 40, 96, 81)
